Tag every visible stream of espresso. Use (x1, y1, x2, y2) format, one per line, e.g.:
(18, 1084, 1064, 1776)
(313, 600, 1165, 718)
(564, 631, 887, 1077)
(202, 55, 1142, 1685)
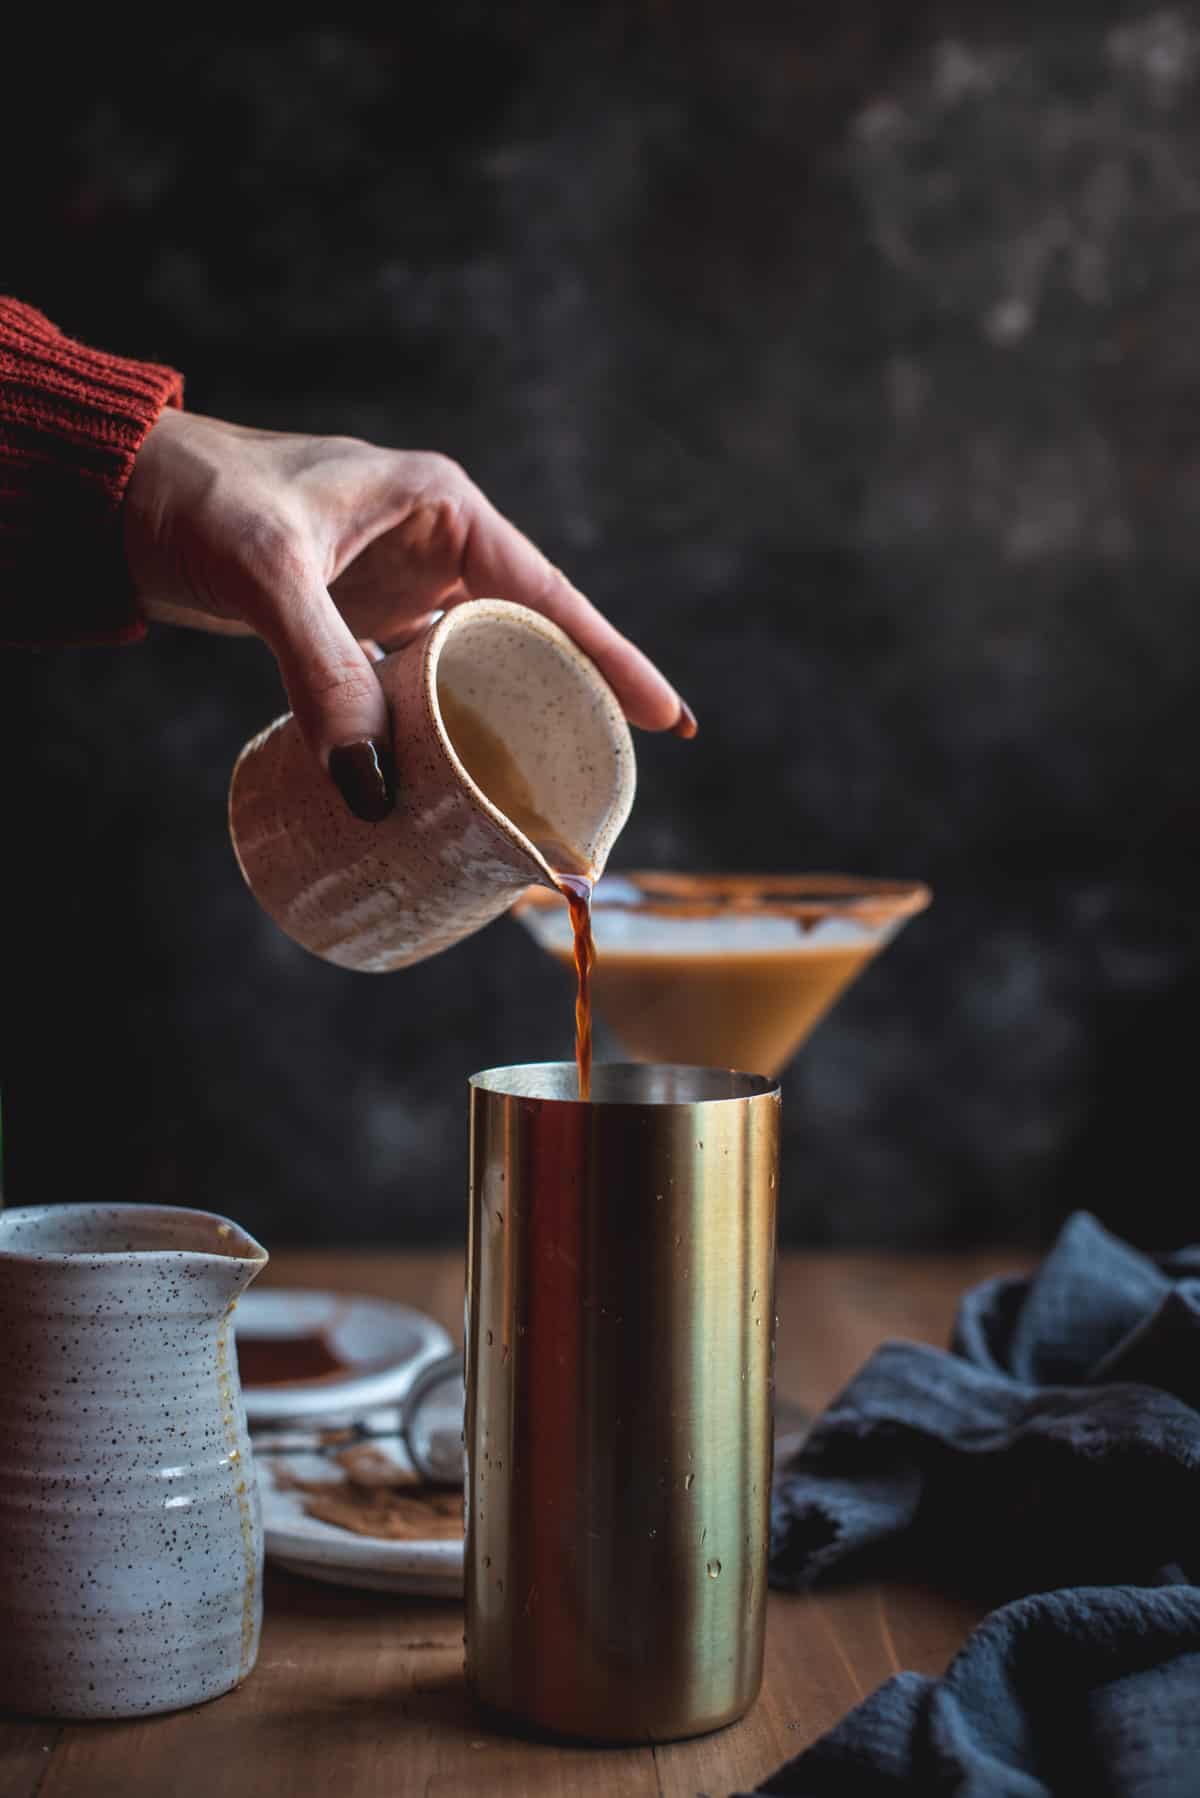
(555, 873, 595, 1101)
(438, 686, 597, 1099)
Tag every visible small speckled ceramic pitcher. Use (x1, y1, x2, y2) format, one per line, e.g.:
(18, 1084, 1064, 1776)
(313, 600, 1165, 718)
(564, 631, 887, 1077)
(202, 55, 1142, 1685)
(228, 598, 636, 972)
(0, 1204, 268, 1720)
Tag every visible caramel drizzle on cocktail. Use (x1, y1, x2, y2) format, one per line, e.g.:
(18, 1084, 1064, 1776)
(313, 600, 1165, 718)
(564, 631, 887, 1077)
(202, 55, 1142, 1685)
(579, 874, 932, 934)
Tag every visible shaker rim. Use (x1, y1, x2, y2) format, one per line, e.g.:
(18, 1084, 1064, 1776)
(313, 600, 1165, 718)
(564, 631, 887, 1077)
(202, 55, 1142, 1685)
(469, 1060, 780, 1106)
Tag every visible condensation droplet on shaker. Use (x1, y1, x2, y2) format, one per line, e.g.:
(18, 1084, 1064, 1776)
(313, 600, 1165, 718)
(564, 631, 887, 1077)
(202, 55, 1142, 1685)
(707, 1559, 722, 1579)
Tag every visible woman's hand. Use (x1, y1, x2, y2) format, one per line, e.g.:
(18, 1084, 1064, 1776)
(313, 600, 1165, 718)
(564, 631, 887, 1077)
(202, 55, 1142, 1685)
(123, 409, 695, 821)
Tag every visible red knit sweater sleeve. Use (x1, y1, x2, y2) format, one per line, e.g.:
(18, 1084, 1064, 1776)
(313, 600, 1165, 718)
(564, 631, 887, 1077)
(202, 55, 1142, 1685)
(0, 298, 184, 647)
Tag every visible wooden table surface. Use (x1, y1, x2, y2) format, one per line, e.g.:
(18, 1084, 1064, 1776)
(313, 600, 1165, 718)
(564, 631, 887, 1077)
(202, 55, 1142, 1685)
(0, 1245, 1030, 1798)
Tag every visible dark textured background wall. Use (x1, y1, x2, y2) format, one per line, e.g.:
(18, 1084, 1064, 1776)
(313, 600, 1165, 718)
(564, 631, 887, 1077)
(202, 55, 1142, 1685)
(4, 6, 1200, 1248)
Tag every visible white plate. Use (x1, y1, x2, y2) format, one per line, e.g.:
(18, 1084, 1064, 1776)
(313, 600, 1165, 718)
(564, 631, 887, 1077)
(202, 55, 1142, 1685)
(234, 1288, 453, 1424)
(268, 1554, 462, 1598)
(252, 1408, 464, 1599)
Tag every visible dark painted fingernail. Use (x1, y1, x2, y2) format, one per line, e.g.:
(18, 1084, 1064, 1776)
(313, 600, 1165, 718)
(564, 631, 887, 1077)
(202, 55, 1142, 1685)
(672, 700, 699, 740)
(329, 739, 395, 822)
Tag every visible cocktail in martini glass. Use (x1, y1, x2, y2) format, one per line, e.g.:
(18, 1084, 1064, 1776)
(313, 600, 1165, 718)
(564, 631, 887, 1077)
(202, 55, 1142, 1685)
(512, 872, 931, 1080)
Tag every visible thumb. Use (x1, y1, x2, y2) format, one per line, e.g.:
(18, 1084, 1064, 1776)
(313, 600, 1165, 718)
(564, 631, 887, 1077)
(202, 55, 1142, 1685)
(257, 573, 396, 823)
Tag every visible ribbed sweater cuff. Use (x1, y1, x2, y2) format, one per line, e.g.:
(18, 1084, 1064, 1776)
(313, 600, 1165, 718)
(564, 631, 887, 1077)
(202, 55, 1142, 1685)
(0, 299, 184, 647)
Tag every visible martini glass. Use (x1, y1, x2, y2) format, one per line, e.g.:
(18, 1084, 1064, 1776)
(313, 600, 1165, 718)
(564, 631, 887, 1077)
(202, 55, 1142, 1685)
(512, 872, 932, 1450)
(511, 872, 931, 1080)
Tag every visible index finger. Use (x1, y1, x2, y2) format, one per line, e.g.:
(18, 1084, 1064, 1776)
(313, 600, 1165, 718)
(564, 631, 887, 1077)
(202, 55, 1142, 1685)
(458, 495, 696, 737)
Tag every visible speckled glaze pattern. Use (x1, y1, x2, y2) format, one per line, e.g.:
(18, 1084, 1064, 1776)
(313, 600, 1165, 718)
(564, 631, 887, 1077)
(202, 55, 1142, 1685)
(0, 1205, 268, 1720)
(228, 599, 637, 972)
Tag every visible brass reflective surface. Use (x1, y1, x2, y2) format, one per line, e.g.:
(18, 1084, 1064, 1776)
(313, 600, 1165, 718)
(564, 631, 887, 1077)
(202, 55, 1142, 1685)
(465, 1063, 781, 1744)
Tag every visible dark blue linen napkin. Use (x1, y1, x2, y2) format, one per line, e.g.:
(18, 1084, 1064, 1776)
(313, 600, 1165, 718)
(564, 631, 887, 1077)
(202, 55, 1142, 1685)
(745, 1213, 1200, 1797)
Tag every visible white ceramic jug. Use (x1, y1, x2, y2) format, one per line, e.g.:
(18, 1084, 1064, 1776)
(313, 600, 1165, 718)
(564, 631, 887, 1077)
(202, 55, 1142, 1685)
(228, 598, 636, 972)
(0, 1204, 268, 1719)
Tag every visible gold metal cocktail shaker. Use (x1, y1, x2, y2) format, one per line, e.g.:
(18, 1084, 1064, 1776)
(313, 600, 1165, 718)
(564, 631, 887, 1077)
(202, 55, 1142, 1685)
(465, 1062, 780, 1743)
